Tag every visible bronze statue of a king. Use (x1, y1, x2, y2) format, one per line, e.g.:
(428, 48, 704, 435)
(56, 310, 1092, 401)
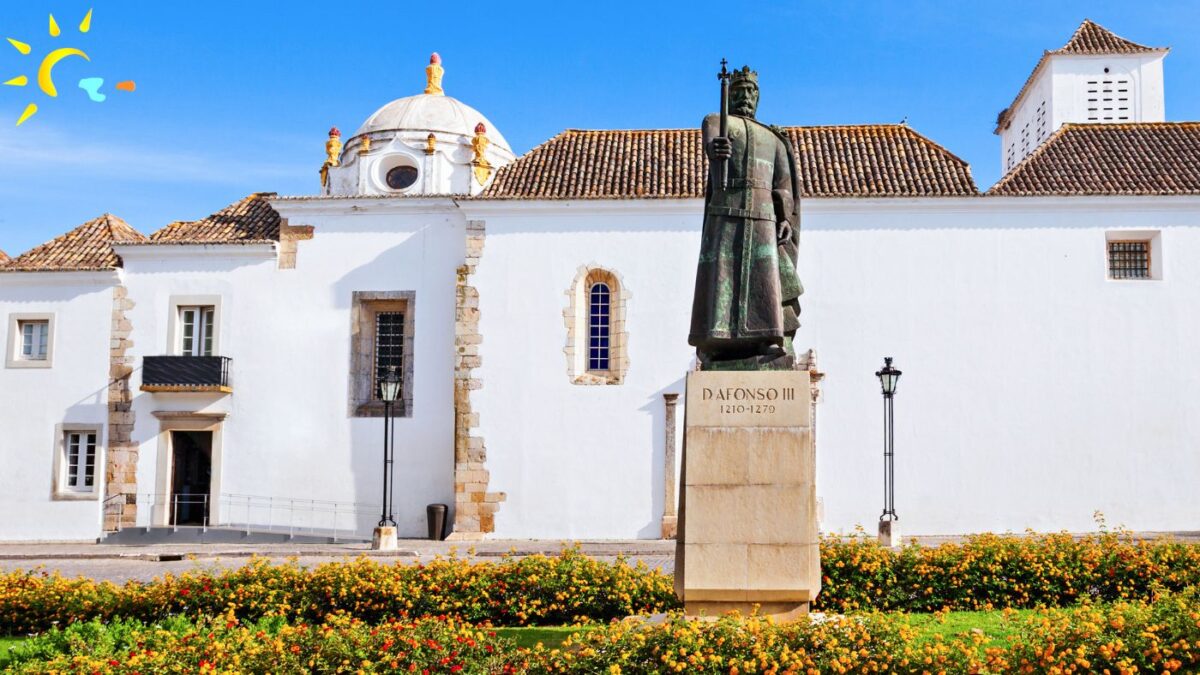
(689, 65, 803, 370)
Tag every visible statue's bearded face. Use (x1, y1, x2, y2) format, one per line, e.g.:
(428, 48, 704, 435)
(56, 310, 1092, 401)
(731, 82, 759, 118)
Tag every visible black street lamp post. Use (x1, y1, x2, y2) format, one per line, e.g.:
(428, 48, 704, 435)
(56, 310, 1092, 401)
(875, 357, 901, 540)
(378, 366, 402, 529)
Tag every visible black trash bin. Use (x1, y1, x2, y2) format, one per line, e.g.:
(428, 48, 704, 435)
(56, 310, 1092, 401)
(426, 503, 448, 540)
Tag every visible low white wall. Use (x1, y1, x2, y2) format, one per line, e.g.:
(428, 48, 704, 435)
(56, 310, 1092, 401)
(0, 273, 115, 541)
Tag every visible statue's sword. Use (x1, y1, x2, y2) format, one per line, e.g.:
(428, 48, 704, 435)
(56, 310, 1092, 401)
(717, 58, 730, 190)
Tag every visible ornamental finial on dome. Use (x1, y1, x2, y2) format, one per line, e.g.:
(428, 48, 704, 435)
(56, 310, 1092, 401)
(320, 126, 343, 189)
(425, 52, 444, 96)
(470, 123, 492, 185)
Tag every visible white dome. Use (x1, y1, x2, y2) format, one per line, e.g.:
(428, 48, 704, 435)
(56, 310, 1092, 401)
(352, 94, 511, 152)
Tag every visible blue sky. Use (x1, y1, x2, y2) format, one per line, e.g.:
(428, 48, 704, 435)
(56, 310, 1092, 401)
(1, 1, 1197, 256)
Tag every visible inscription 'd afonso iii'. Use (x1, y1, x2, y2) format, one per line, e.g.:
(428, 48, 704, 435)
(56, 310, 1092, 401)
(702, 386, 797, 414)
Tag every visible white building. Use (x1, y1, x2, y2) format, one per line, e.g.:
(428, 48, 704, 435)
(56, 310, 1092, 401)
(2, 21, 1198, 542)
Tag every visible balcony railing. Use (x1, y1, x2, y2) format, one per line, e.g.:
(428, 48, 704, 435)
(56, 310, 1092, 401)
(141, 356, 232, 393)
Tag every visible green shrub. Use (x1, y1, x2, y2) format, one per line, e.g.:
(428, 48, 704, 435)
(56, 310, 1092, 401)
(6, 613, 522, 674)
(12, 592, 1200, 673)
(0, 548, 677, 634)
(527, 589, 1200, 673)
(815, 529, 1200, 612)
(3, 532, 1200, 635)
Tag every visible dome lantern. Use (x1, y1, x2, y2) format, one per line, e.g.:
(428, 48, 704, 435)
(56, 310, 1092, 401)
(322, 54, 514, 197)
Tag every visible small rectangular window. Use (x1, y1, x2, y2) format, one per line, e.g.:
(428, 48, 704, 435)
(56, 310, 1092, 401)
(7, 314, 54, 368)
(19, 320, 48, 360)
(178, 306, 215, 356)
(63, 431, 97, 492)
(1108, 240, 1152, 279)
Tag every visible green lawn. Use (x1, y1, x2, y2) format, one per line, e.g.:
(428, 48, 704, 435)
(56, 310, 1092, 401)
(0, 610, 1034, 664)
(493, 626, 591, 649)
(0, 636, 30, 668)
(904, 609, 1030, 648)
(494, 609, 1033, 651)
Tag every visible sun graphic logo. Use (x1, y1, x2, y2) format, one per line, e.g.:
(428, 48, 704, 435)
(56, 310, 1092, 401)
(3, 8, 134, 126)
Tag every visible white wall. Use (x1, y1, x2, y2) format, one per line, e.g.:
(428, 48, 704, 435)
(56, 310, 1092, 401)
(466, 196, 1200, 538)
(0, 272, 115, 540)
(466, 202, 698, 539)
(118, 201, 464, 538)
(1051, 54, 1166, 128)
(804, 196, 1199, 535)
(999, 74, 1052, 173)
(5, 193, 1198, 542)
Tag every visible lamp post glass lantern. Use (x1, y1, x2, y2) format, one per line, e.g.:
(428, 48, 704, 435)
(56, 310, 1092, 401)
(875, 357, 901, 523)
(378, 365, 402, 528)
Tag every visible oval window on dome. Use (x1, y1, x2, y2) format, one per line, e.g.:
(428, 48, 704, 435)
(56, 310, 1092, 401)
(386, 165, 419, 190)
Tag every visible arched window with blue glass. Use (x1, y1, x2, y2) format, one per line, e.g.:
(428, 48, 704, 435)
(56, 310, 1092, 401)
(565, 266, 629, 385)
(588, 281, 611, 372)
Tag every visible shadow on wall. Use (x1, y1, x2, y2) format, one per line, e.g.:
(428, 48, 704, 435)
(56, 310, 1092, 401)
(326, 220, 457, 538)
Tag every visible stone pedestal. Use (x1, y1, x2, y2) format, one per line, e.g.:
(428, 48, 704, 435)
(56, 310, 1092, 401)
(674, 370, 820, 619)
(372, 526, 398, 551)
(878, 520, 901, 548)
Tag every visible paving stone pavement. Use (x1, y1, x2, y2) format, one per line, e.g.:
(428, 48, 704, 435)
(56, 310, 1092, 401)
(0, 540, 677, 583)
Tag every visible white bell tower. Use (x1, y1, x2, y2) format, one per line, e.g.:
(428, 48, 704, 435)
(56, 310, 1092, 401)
(995, 20, 1168, 174)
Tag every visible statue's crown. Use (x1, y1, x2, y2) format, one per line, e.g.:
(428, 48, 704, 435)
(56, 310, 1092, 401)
(731, 66, 758, 87)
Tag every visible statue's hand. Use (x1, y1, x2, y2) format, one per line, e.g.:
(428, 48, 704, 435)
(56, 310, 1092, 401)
(708, 137, 732, 161)
(777, 221, 792, 244)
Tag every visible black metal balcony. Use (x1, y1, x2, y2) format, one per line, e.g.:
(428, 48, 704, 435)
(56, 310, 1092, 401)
(141, 356, 232, 393)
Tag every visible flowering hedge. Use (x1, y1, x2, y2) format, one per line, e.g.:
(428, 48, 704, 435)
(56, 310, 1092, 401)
(0, 549, 676, 634)
(5, 613, 521, 674)
(529, 590, 1200, 673)
(815, 530, 1200, 613)
(10, 591, 1200, 673)
(3, 533, 1200, 634)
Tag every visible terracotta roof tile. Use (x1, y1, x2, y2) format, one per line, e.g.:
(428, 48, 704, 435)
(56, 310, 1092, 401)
(150, 193, 281, 243)
(479, 125, 977, 199)
(996, 20, 1166, 132)
(1057, 19, 1161, 55)
(988, 122, 1200, 196)
(3, 214, 146, 272)
(0, 249, 8, 265)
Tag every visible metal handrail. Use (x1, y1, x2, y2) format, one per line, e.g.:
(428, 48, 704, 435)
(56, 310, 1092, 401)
(109, 492, 379, 541)
(102, 494, 125, 532)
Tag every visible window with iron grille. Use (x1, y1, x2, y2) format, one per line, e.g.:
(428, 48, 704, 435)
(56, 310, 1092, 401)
(350, 292, 414, 416)
(588, 283, 611, 372)
(1108, 240, 1151, 279)
(63, 431, 97, 492)
(374, 312, 405, 400)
